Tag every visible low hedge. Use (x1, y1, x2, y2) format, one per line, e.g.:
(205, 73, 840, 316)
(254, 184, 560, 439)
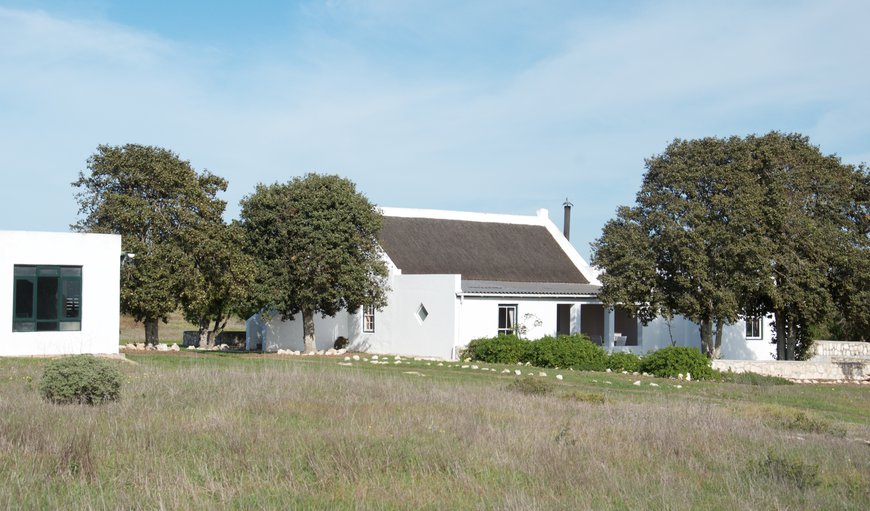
(606, 351, 642, 372)
(638, 346, 714, 380)
(461, 335, 531, 364)
(463, 333, 606, 370)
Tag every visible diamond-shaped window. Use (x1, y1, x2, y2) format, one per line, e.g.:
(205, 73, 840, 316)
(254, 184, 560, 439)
(416, 304, 429, 323)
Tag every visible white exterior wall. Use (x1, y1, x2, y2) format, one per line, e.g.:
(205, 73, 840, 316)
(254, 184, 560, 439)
(458, 297, 581, 347)
(353, 274, 459, 359)
(638, 314, 775, 360)
(0, 230, 121, 356)
(253, 310, 353, 353)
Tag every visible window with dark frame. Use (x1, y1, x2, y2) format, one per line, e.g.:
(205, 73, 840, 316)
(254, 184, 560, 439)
(498, 304, 517, 336)
(13, 265, 82, 332)
(363, 304, 375, 333)
(745, 316, 762, 339)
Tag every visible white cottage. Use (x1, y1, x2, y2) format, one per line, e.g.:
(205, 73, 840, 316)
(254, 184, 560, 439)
(247, 207, 774, 360)
(1, 230, 121, 357)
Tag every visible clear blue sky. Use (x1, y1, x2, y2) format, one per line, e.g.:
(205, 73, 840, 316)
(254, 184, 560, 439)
(1, 1, 867, 259)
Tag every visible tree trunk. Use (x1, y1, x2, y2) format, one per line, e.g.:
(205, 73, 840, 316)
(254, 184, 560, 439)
(775, 310, 786, 360)
(199, 318, 212, 349)
(144, 317, 159, 346)
(699, 319, 714, 357)
(785, 327, 796, 361)
(712, 319, 724, 359)
(302, 307, 317, 354)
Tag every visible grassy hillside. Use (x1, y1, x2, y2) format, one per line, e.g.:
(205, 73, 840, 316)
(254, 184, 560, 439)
(120, 312, 246, 344)
(1, 354, 868, 510)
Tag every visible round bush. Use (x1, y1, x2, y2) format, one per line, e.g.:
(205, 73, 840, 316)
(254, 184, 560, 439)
(638, 346, 713, 380)
(461, 335, 532, 364)
(528, 334, 607, 371)
(40, 355, 122, 405)
(606, 351, 641, 372)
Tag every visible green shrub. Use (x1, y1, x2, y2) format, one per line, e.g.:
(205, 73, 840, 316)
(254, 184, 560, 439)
(638, 346, 713, 380)
(765, 410, 846, 437)
(462, 335, 532, 364)
(507, 376, 553, 395)
(40, 355, 122, 405)
(606, 351, 641, 372)
(714, 370, 793, 386)
(528, 334, 607, 371)
(753, 449, 819, 490)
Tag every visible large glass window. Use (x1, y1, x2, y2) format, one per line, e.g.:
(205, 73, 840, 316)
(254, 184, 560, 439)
(498, 304, 517, 336)
(13, 265, 81, 332)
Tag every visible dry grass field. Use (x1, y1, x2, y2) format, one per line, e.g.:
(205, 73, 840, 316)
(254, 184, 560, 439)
(1, 353, 868, 510)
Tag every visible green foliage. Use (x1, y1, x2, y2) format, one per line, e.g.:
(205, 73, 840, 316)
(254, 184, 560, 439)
(753, 449, 820, 490)
(592, 132, 868, 360)
(240, 174, 389, 353)
(528, 334, 607, 371)
(40, 356, 122, 405)
(561, 391, 605, 404)
(507, 376, 553, 395)
(461, 335, 531, 364)
(72, 144, 231, 344)
(639, 346, 713, 380)
(713, 370, 793, 386)
(606, 351, 641, 372)
(764, 409, 846, 437)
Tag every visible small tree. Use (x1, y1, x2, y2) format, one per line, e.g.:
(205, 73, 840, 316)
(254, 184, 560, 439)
(240, 174, 389, 353)
(72, 144, 228, 345)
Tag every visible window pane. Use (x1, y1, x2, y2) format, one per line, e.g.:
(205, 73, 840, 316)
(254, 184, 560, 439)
(36, 276, 59, 320)
(61, 267, 82, 277)
(13, 321, 35, 332)
(14, 278, 34, 318)
(37, 267, 59, 277)
(62, 279, 82, 318)
(36, 321, 59, 331)
(14, 265, 36, 277)
(59, 321, 81, 331)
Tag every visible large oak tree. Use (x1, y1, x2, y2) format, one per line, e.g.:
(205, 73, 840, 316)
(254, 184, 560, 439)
(239, 173, 389, 353)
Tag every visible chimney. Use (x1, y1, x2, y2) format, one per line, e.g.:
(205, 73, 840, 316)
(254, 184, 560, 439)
(562, 198, 572, 240)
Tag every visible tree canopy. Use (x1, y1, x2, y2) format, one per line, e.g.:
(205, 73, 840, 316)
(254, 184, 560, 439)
(239, 173, 389, 353)
(72, 144, 233, 344)
(592, 132, 868, 359)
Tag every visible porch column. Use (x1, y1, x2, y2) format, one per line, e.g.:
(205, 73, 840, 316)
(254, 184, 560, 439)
(572, 304, 582, 335)
(603, 307, 615, 351)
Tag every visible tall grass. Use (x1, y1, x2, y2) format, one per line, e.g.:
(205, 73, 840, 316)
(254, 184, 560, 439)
(0, 356, 868, 510)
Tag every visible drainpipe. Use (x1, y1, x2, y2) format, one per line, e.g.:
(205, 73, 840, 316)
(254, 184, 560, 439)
(563, 198, 573, 240)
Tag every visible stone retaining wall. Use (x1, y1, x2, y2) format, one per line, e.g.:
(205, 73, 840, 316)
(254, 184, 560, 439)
(808, 340, 870, 361)
(713, 359, 869, 382)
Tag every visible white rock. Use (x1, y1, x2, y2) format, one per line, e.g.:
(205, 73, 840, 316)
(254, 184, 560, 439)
(649, 382, 659, 387)
(461, 365, 469, 369)
(156, 343, 169, 351)
(471, 365, 479, 370)
(338, 362, 352, 367)
(344, 356, 351, 361)
(394, 360, 401, 364)
(426, 362, 432, 366)
(675, 385, 683, 389)
(437, 362, 444, 366)
(605, 381, 613, 385)
(678, 373, 684, 380)
(514, 369, 522, 376)
(605, 368, 612, 373)
(352, 355, 360, 361)
(556, 375, 563, 380)
(527, 372, 534, 376)
(592, 379, 598, 383)
(336, 349, 347, 355)
(170, 343, 180, 351)
(633, 380, 641, 386)
(621, 371, 628, 375)
(325, 348, 336, 356)
(502, 369, 511, 374)
(539, 372, 547, 377)
(685, 373, 692, 382)
(642, 372, 650, 377)
(372, 355, 379, 360)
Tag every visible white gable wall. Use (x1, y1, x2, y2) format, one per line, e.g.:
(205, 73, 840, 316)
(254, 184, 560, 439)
(0, 231, 121, 356)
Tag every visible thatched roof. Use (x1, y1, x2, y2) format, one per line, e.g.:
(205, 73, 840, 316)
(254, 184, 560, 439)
(378, 216, 590, 285)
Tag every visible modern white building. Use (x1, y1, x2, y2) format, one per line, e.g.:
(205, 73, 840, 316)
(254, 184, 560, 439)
(247, 207, 775, 360)
(1, 230, 121, 356)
